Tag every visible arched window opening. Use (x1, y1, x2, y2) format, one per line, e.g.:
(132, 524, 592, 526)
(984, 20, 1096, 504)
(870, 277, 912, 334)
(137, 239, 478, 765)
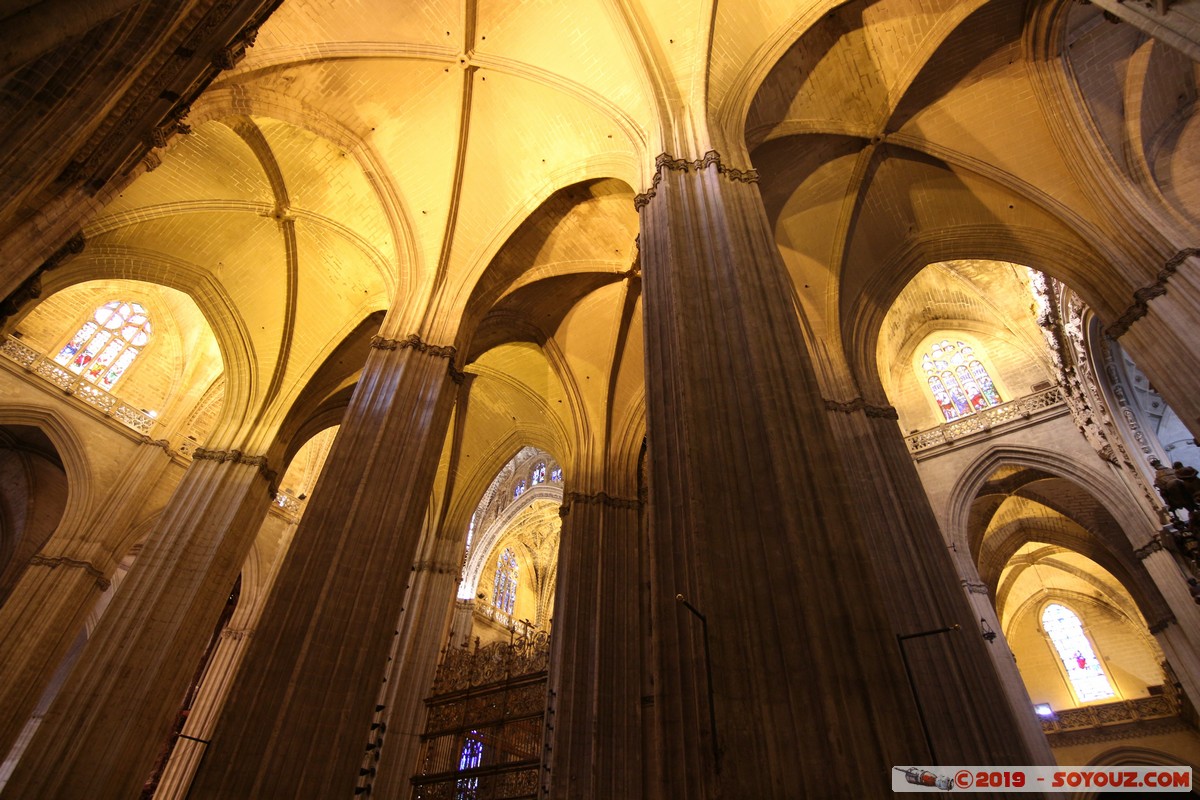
(531, 462, 546, 485)
(456, 730, 484, 799)
(921, 339, 1002, 422)
(513, 479, 526, 499)
(493, 548, 518, 615)
(1041, 603, 1115, 703)
(54, 301, 151, 391)
(550, 466, 562, 483)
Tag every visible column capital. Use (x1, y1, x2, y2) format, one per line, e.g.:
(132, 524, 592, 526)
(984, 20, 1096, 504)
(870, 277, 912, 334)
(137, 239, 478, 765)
(961, 579, 990, 595)
(822, 396, 899, 420)
(411, 560, 459, 575)
(559, 490, 641, 516)
(1106, 247, 1199, 338)
(27, 554, 110, 590)
(1148, 615, 1177, 635)
(1134, 537, 1166, 560)
(634, 150, 759, 211)
(371, 334, 465, 383)
(192, 447, 277, 498)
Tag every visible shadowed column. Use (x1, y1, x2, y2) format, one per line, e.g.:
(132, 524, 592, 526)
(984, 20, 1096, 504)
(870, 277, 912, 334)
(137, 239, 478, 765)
(638, 151, 928, 798)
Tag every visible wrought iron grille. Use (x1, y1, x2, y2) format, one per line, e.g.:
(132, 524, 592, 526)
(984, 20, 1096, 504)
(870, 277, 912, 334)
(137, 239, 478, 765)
(412, 632, 549, 800)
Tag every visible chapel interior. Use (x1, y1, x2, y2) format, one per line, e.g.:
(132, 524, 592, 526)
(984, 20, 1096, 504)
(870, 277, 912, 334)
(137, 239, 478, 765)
(2, 0, 1200, 797)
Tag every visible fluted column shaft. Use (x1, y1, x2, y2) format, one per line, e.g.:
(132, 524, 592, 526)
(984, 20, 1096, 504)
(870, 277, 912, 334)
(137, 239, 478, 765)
(370, 536, 462, 800)
(1108, 251, 1200, 433)
(152, 510, 299, 800)
(823, 405, 1055, 764)
(188, 337, 460, 798)
(0, 440, 175, 763)
(546, 481, 643, 800)
(638, 152, 927, 798)
(1, 448, 275, 799)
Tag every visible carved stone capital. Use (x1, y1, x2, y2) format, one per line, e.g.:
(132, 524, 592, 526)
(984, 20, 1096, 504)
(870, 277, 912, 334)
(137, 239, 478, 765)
(192, 447, 278, 498)
(1106, 248, 1199, 338)
(28, 554, 110, 590)
(1134, 537, 1165, 560)
(412, 560, 458, 575)
(561, 491, 641, 513)
(371, 333, 465, 383)
(961, 579, 990, 595)
(1148, 615, 1176, 635)
(634, 150, 760, 210)
(221, 627, 252, 641)
(822, 396, 899, 420)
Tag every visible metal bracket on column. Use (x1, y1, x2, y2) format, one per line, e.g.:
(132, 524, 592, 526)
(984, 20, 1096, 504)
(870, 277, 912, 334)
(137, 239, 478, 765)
(896, 625, 961, 764)
(676, 593, 721, 774)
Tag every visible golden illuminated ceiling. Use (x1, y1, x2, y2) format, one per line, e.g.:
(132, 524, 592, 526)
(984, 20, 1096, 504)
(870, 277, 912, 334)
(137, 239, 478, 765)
(2, 0, 1197, 507)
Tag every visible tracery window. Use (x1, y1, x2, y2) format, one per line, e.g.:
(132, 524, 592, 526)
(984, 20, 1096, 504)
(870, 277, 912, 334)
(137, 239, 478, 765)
(550, 466, 562, 483)
(921, 339, 1002, 422)
(531, 462, 546, 485)
(493, 548, 518, 615)
(54, 301, 151, 391)
(513, 479, 526, 499)
(1041, 603, 1115, 702)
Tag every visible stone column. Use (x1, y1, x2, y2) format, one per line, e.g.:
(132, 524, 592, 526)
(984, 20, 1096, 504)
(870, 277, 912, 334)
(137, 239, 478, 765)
(0, 439, 175, 763)
(957, 576, 1051, 758)
(545, 478, 643, 800)
(151, 508, 299, 800)
(186, 335, 461, 798)
(1106, 250, 1200, 432)
(0, 445, 276, 800)
(368, 535, 462, 800)
(637, 151, 927, 799)
(1139, 544, 1200, 701)
(822, 402, 1055, 764)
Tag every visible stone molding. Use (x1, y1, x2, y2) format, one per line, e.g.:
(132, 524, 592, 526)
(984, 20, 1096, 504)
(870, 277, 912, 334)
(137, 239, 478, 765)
(1106, 248, 1199, 338)
(371, 333, 465, 384)
(560, 490, 641, 515)
(221, 627, 252, 641)
(822, 396, 899, 420)
(961, 579, 990, 595)
(28, 554, 110, 591)
(634, 150, 759, 211)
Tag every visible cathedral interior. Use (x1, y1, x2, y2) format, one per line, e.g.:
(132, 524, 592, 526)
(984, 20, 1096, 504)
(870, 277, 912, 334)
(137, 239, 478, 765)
(2, 0, 1200, 797)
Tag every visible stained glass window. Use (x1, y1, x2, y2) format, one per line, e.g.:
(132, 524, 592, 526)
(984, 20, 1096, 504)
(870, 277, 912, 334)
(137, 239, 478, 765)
(1041, 603, 1115, 703)
(456, 730, 483, 799)
(54, 301, 151, 391)
(493, 548, 518, 615)
(513, 479, 526, 499)
(531, 462, 546, 485)
(550, 467, 562, 483)
(921, 340, 1002, 422)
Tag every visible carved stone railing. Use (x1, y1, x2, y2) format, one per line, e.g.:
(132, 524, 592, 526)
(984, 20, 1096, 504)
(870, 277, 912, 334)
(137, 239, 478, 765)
(1, 335, 157, 435)
(1041, 690, 1180, 734)
(906, 386, 1065, 454)
(474, 603, 534, 638)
